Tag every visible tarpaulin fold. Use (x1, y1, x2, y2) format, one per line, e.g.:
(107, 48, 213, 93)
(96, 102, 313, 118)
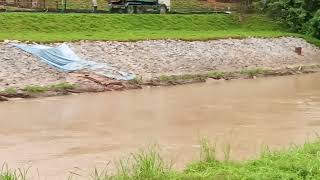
(13, 43, 136, 81)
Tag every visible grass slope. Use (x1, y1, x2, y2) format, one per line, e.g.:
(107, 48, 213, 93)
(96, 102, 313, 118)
(1, 13, 318, 43)
(2, 139, 320, 180)
(181, 141, 320, 180)
(102, 139, 320, 180)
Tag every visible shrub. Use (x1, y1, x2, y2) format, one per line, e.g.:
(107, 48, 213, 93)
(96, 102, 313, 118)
(308, 10, 320, 38)
(22, 85, 48, 93)
(50, 82, 76, 91)
(266, 0, 320, 38)
(2, 87, 17, 94)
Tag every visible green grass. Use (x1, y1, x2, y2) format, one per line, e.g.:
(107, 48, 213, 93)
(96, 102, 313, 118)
(156, 74, 206, 85)
(207, 71, 226, 79)
(114, 145, 171, 180)
(1, 139, 320, 179)
(22, 85, 49, 93)
(0, 164, 28, 180)
(183, 140, 320, 180)
(21, 83, 75, 93)
(1, 13, 319, 45)
(1, 87, 17, 94)
(158, 74, 205, 82)
(49, 82, 76, 91)
(155, 68, 272, 83)
(98, 139, 320, 180)
(152, 65, 320, 85)
(240, 68, 270, 78)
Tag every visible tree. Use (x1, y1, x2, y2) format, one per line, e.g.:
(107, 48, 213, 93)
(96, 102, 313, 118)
(266, 0, 320, 38)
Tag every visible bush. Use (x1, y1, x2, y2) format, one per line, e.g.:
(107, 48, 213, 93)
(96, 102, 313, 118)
(22, 85, 48, 93)
(266, 0, 320, 38)
(2, 87, 17, 94)
(308, 10, 320, 38)
(50, 82, 76, 91)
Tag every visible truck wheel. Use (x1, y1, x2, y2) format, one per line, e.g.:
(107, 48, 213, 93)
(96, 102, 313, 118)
(159, 5, 167, 14)
(126, 5, 136, 14)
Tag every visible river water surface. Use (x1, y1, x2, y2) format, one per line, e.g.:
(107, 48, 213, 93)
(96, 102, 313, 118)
(1, 74, 320, 179)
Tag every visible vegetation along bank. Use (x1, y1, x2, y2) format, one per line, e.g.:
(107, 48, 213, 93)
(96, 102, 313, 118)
(2, 139, 320, 179)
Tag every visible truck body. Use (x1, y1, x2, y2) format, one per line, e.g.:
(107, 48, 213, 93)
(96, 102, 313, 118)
(108, 0, 170, 14)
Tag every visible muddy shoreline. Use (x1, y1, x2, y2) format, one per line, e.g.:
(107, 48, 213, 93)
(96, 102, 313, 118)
(1, 64, 320, 101)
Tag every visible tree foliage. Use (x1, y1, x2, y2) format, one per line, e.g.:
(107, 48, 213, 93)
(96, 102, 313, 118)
(266, 0, 320, 38)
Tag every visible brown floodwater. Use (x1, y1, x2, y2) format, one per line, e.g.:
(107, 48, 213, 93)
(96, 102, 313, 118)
(1, 74, 320, 179)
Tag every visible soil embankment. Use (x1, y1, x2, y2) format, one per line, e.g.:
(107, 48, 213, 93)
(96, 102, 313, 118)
(0, 37, 319, 100)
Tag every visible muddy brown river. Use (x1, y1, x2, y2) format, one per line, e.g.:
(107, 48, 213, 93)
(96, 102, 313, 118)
(1, 74, 320, 179)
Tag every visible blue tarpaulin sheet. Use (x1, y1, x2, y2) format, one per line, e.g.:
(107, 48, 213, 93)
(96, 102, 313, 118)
(13, 43, 136, 81)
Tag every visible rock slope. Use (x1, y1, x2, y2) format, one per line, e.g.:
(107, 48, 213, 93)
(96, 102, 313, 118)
(0, 37, 319, 90)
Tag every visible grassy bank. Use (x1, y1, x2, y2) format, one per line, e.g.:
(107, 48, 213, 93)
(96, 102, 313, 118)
(146, 64, 320, 86)
(1, 13, 319, 44)
(104, 139, 320, 180)
(2, 139, 320, 180)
